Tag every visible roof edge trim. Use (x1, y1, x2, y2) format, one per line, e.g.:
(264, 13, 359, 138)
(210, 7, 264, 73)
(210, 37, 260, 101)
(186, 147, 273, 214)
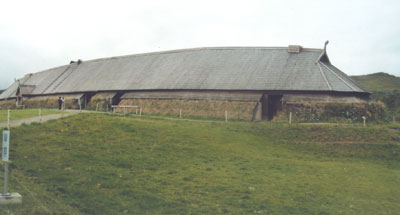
(317, 63, 332, 90)
(320, 62, 358, 91)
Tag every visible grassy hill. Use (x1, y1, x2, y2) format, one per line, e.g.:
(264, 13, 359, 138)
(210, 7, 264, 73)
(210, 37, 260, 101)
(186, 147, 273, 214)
(1, 114, 399, 214)
(351, 73, 400, 119)
(351, 72, 400, 92)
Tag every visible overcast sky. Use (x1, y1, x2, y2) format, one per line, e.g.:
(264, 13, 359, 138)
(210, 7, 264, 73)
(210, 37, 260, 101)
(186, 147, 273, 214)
(0, 0, 399, 89)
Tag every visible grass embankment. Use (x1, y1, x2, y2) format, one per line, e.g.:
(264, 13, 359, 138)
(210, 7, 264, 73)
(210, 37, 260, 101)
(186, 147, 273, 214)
(1, 114, 399, 214)
(351, 72, 400, 92)
(0, 109, 62, 122)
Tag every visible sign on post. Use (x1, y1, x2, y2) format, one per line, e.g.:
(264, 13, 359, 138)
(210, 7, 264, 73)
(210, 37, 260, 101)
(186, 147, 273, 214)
(2, 130, 10, 162)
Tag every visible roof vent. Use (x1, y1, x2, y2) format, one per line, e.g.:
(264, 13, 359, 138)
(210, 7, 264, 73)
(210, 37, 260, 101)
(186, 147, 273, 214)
(70, 59, 83, 65)
(288, 45, 302, 53)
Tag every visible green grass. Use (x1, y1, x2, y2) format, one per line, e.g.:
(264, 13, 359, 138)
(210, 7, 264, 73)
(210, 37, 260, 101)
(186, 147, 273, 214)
(1, 114, 399, 214)
(0, 109, 62, 122)
(351, 72, 400, 92)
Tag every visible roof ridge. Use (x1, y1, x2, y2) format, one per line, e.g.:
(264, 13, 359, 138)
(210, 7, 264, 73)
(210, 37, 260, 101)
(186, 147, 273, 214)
(78, 46, 324, 64)
(27, 64, 69, 76)
(20, 46, 324, 76)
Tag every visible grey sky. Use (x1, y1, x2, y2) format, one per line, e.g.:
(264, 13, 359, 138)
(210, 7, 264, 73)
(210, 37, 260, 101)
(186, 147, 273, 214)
(0, 0, 399, 89)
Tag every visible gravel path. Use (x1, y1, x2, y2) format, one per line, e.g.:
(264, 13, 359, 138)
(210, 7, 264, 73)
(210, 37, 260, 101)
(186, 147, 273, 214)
(0, 110, 82, 129)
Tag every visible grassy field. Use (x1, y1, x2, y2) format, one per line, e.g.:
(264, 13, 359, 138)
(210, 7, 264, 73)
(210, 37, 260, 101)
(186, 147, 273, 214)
(0, 114, 399, 214)
(0, 109, 62, 122)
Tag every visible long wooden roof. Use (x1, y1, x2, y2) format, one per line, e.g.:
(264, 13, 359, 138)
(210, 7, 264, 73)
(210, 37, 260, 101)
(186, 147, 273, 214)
(0, 46, 368, 100)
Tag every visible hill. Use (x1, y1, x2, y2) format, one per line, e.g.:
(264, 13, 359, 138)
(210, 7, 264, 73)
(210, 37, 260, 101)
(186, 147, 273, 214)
(1, 114, 399, 214)
(351, 72, 400, 92)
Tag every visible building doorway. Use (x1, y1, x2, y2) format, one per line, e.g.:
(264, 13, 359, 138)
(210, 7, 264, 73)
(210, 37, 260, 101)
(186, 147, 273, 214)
(262, 94, 283, 120)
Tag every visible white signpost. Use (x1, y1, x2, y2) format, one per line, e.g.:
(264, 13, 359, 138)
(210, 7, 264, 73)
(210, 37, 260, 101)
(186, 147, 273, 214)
(0, 110, 22, 205)
(2, 129, 10, 198)
(2, 130, 9, 162)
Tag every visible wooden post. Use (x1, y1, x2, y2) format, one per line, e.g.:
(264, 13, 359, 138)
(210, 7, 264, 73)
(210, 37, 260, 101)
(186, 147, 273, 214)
(39, 108, 42, 123)
(123, 107, 126, 116)
(225, 110, 228, 122)
(289, 112, 292, 124)
(96, 103, 99, 112)
(136, 108, 138, 115)
(78, 99, 82, 112)
(7, 109, 10, 130)
(139, 107, 142, 116)
(362, 116, 366, 127)
(180, 109, 182, 119)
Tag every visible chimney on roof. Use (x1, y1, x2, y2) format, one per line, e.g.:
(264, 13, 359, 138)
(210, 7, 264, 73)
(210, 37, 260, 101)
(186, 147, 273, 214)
(70, 59, 83, 65)
(288, 45, 302, 53)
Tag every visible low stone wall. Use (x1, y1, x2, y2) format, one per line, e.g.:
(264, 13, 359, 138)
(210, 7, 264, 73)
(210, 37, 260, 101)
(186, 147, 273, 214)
(119, 99, 259, 121)
(274, 101, 385, 123)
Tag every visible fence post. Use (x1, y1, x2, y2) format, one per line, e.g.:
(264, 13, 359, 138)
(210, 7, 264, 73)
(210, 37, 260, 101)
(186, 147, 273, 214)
(136, 108, 138, 115)
(123, 107, 126, 116)
(39, 108, 42, 123)
(4, 111, 10, 195)
(225, 110, 228, 122)
(7, 109, 10, 129)
(96, 103, 99, 112)
(362, 116, 366, 127)
(140, 107, 142, 116)
(289, 112, 292, 124)
(180, 109, 182, 119)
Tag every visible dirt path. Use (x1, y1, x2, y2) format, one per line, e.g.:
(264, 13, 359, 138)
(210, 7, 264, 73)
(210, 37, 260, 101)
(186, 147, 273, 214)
(0, 110, 82, 128)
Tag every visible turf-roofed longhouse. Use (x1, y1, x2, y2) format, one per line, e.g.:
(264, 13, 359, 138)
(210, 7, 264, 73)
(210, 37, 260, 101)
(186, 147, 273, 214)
(0, 44, 370, 121)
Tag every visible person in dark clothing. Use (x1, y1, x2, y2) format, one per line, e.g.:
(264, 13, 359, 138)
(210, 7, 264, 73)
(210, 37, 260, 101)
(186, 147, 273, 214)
(58, 97, 62, 110)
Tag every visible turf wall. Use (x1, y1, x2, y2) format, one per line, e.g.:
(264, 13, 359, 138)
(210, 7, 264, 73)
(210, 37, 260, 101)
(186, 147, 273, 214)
(119, 98, 260, 121)
(274, 101, 385, 123)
